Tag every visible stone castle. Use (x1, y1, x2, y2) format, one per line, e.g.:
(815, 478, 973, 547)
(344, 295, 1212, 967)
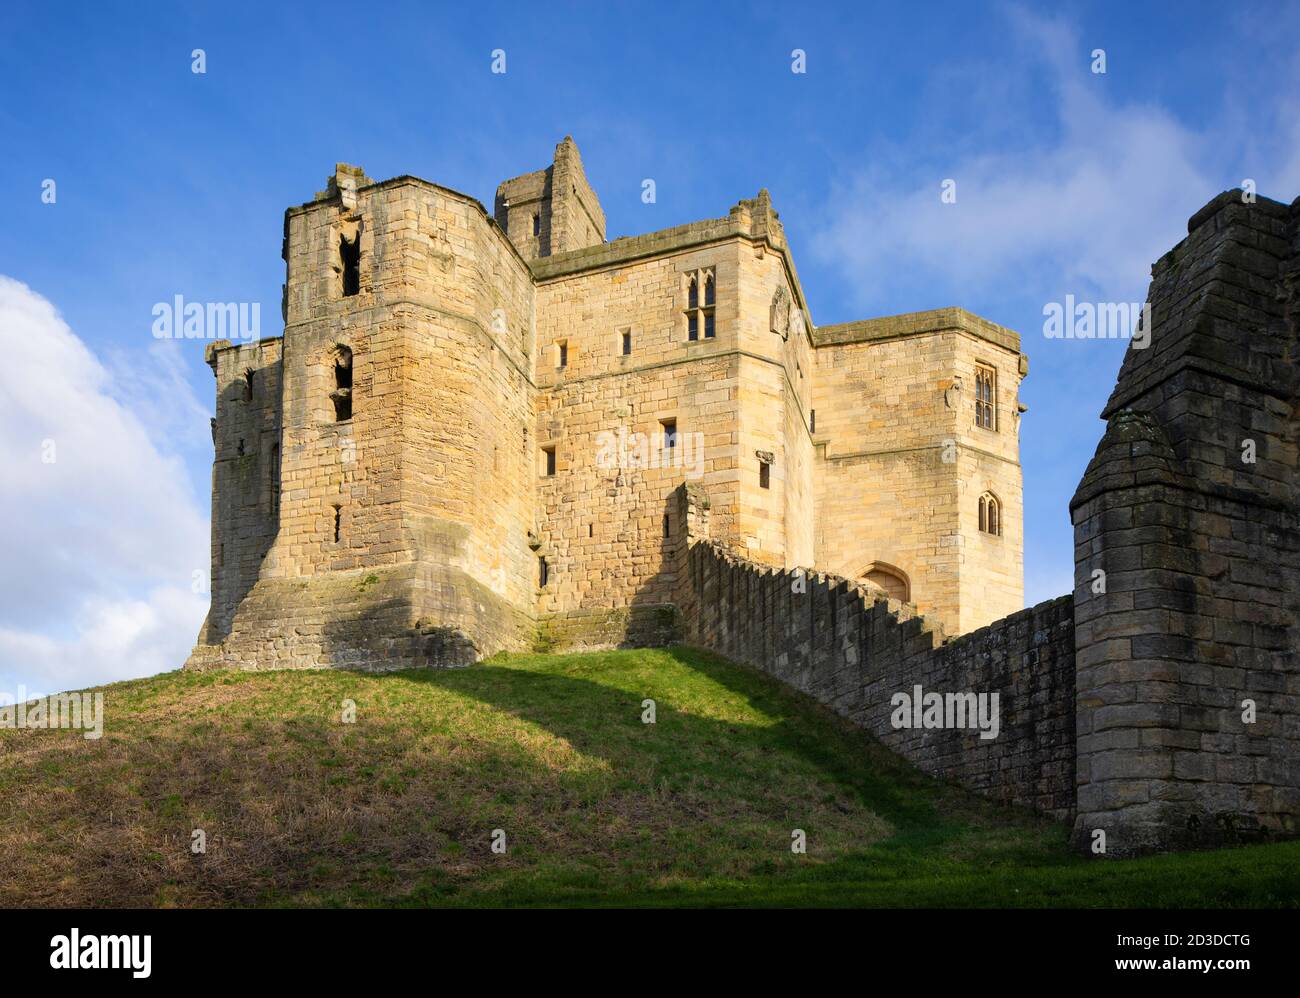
(188, 139, 1299, 859)
(189, 136, 1025, 671)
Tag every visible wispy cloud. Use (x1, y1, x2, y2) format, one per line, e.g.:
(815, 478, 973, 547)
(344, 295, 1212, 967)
(810, 6, 1293, 314)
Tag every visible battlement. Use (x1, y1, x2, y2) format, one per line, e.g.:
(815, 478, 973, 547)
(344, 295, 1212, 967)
(813, 306, 1022, 355)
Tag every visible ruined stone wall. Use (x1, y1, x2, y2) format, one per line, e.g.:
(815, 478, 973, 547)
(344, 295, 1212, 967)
(494, 136, 606, 262)
(548, 136, 605, 256)
(200, 337, 282, 644)
(677, 487, 1076, 819)
(494, 167, 551, 260)
(1070, 192, 1300, 855)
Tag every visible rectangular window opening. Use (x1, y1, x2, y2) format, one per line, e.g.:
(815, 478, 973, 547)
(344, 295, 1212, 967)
(759, 461, 770, 490)
(621, 329, 632, 355)
(542, 445, 556, 477)
(340, 233, 360, 297)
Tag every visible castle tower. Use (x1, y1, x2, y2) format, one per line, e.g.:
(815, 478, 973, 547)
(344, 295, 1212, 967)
(811, 309, 1026, 636)
(494, 136, 606, 260)
(190, 163, 540, 669)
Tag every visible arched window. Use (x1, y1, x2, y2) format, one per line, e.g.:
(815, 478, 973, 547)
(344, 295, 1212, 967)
(979, 492, 1001, 535)
(684, 268, 716, 342)
(857, 561, 910, 602)
(331, 345, 353, 422)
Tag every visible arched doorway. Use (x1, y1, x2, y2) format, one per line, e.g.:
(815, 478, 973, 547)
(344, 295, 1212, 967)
(856, 561, 910, 603)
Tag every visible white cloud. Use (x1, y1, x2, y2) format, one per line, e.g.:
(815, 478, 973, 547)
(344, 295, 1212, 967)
(0, 276, 209, 695)
(813, 7, 1220, 310)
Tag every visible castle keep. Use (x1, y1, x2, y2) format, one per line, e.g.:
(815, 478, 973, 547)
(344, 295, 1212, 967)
(189, 137, 1026, 671)
(188, 138, 1300, 857)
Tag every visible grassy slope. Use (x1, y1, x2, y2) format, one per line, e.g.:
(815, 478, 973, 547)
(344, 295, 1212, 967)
(0, 646, 1296, 908)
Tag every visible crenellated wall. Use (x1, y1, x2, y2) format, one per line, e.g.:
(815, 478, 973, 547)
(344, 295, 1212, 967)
(675, 484, 1077, 819)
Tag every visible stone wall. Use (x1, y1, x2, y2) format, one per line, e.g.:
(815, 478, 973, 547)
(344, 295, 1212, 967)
(198, 336, 283, 645)
(676, 485, 1077, 819)
(1070, 191, 1300, 855)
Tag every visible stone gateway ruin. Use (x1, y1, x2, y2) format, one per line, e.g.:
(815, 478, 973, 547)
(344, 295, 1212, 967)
(188, 139, 1298, 857)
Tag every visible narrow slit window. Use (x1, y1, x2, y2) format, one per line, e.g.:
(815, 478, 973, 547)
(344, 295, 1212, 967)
(340, 232, 360, 297)
(810, 409, 816, 433)
(332, 504, 342, 543)
(621, 329, 632, 355)
(532, 213, 540, 237)
(331, 345, 353, 422)
(557, 340, 568, 369)
(269, 444, 280, 515)
(759, 461, 771, 489)
(243, 369, 255, 402)
(661, 418, 677, 450)
(538, 556, 549, 587)
(542, 446, 556, 477)
(663, 513, 671, 538)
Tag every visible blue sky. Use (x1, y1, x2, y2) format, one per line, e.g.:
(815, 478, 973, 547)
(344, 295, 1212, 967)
(2, 0, 1298, 694)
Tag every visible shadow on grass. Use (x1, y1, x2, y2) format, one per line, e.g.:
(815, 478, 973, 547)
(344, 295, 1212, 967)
(366, 645, 1079, 905)
(369, 647, 1300, 908)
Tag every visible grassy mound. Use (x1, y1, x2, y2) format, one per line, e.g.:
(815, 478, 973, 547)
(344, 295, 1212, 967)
(1, 647, 1296, 907)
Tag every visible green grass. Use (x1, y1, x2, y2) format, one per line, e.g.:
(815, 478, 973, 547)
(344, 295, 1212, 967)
(0, 646, 1296, 908)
